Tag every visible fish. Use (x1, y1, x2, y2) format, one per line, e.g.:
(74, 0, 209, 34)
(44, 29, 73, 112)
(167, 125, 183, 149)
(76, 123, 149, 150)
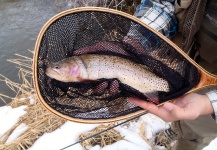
(45, 54, 170, 102)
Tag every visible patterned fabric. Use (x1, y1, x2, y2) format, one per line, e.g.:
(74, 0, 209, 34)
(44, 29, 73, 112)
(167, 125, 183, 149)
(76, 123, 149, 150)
(134, 0, 177, 38)
(206, 90, 217, 123)
(127, 0, 177, 51)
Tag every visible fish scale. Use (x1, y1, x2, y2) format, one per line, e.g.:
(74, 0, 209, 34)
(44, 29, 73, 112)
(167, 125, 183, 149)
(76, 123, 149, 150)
(79, 55, 169, 93)
(46, 54, 170, 100)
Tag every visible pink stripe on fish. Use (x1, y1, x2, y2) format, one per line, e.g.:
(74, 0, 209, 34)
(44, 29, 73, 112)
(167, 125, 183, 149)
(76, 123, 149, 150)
(69, 65, 80, 77)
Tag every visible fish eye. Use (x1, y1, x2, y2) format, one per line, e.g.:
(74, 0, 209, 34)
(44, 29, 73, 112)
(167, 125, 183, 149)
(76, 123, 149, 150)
(54, 66, 59, 69)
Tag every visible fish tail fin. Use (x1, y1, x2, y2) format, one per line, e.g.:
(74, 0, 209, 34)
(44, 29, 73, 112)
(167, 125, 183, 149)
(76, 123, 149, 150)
(144, 92, 159, 105)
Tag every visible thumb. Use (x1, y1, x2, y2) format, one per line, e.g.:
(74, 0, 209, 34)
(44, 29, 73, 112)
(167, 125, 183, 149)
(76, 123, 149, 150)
(163, 102, 174, 111)
(162, 102, 186, 120)
(163, 102, 199, 120)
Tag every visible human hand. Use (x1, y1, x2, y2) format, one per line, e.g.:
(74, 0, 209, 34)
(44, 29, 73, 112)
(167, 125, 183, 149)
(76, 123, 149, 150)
(128, 93, 214, 122)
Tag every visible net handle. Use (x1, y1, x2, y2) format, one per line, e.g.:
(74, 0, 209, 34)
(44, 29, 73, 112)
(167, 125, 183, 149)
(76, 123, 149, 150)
(190, 69, 217, 93)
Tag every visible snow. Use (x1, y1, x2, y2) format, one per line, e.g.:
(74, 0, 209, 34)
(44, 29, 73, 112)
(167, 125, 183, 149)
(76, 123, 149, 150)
(6, 123, 29, 143)
(29, 113, 169, 150)
(28, 95, 36, 105)
(0, 105, 27, 138)
(20, 97, 27, 101)
(19, 95, 35, 105)
(203, 137, 217, 150)
(89, 145, 101, 150)
(29, 121, 99, 150)
(0, 102, 216, 149)
(101, 140, 148, 150)
(140, 114, 170, 139)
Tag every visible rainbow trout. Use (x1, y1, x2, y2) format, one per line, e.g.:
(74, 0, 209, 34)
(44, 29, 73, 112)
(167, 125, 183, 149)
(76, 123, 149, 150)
(45, 54, 170, 100)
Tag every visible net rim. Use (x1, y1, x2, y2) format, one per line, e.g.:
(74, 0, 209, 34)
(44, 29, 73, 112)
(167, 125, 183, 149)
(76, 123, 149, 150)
(33, 7, 215, 123)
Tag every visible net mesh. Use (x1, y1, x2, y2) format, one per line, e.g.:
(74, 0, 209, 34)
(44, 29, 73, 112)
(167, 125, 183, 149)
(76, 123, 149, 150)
(36, 9, 200, 120)
(181, 0, 207, 52)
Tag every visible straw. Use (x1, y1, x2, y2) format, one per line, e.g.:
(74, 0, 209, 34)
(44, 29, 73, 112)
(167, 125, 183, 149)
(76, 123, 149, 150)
(0, 52, 66, 150)
(79, 124, 123, 148)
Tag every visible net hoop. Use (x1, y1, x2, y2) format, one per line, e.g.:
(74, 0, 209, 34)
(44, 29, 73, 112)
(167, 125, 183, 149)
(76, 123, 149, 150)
(33, 7, 215, 123)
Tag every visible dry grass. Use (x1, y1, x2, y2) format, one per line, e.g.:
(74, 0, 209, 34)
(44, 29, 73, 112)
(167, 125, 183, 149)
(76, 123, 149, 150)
(0, 51, 161, 150)
(79, 124, 123, 148)
(0, 52, 66, 150)
(0, 96, 66, 150)
(0, 52, 123, 150)
(54, 0, 141, 15)
(0, 2, 146, 148)
(0, 2, 146, 149)
(0, 51, 34, 102)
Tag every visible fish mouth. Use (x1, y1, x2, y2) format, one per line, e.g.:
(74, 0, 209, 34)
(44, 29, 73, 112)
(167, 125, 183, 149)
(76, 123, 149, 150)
(45, 67, 62, 80)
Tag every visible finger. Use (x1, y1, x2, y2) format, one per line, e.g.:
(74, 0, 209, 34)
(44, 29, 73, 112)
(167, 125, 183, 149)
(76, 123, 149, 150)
(128, 97, 158, 111)
(128, 98, 175, 122)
